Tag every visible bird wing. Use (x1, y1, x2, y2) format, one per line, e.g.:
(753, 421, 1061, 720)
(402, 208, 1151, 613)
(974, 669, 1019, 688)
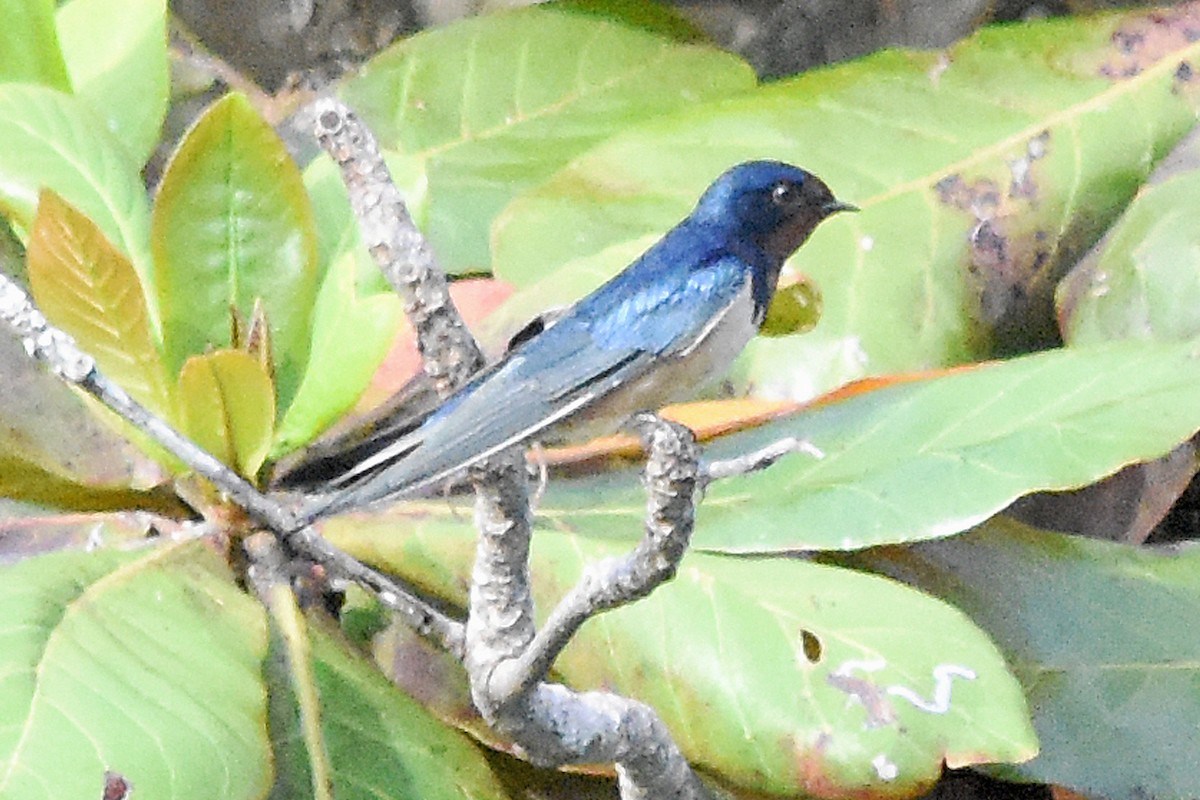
(308, 251, 752, 518)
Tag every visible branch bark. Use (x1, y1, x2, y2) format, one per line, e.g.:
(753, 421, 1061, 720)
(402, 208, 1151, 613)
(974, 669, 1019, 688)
(0, 273, 464, 655)
(312, 97, 713, 798)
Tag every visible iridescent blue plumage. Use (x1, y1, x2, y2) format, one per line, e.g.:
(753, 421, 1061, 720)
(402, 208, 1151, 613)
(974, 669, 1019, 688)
(295, 161, 853, 518)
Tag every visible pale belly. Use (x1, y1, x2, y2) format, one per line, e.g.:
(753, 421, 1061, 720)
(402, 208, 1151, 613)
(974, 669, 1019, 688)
(547, 284, 759, 442)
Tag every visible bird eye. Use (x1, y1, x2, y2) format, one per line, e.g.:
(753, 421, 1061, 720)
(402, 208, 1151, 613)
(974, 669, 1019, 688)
(771, 181, 801, 207)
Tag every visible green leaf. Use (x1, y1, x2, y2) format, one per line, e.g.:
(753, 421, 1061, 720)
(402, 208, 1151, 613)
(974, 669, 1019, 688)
(340, 5, 755, 271)
(262, 581, 336, 800)
(268, 605, 513, 800)
(153, 93, 319, 410)
(55, 0, 169, 166)
(0, 85, 153, 288)
(0, 541, 270, 799)
(537, 339, 1200, 552)
(0, 0, 70, 90)
(327, 517, 1035, 797)
(1058, 131, 1200, 345)
(844, 519, 1200, 800)
(179, 349, 276, 478)
(27, 190, 171, 414)
(273, 252, 402, 458)
(493, 9, 1200, 395)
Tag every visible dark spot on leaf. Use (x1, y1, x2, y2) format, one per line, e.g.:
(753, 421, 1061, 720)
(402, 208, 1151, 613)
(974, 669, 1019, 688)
(934, 174, 966, 206)
(970, 221, 1008, 275)
(103, 771, 132, 800)
(1113, 29, 1144, 54)
(800, 629, 822, 662)
(826, 670, 897, 728)
(1177, 61, 1195, 83)
(1099, 7, 1200, 80)
(934, 175, 1000, 218)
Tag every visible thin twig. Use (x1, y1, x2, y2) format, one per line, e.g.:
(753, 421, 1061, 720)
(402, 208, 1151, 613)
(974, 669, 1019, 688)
(0, 273, 464, 655)
(702, 435, 824, 486)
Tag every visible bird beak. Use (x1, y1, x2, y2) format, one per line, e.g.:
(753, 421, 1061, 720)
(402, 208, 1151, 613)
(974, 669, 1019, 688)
(821, 200, 859, 217)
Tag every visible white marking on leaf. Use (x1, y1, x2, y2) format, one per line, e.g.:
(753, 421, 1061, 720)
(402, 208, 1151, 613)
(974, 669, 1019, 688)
(872, 753, 899, 781)
(887, 664, 977, 714)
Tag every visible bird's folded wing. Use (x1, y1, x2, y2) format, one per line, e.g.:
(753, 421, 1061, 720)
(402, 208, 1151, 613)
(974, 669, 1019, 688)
(309, 335, 654, 515)
(306, 255, 750, 518)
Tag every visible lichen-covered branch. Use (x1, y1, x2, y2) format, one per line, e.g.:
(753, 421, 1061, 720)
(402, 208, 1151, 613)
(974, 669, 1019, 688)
(0, 272, 464, 655)
(487, 415, 700, 703)
(310, 97, 485, 396)
(316, 100, 714, 799)
(463, 418, 710, 800)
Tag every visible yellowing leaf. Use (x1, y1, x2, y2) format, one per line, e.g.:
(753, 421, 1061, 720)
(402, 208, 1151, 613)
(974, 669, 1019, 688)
(27, 189, 171, 413)
(179, 350, 275, 478)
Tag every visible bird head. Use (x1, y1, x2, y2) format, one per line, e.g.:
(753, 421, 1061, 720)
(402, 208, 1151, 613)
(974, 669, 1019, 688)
(693, 160, 855, 264)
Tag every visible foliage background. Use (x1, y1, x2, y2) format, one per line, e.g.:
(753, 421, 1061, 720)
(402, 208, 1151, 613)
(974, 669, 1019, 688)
(3, 2, 1200, 800)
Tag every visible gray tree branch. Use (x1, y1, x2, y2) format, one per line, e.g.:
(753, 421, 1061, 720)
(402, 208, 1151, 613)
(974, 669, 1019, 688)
(0, 273, 464, 656)
(312, 97, 712, 798)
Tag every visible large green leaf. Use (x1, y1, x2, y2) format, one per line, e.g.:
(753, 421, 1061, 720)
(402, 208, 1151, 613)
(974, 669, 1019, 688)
(0, 541, 270, 799)
(27, 190, 170, 414)
(1058, 129, 1200, 345)
(152, 92, 319, 410)
(313, 340, 1200, 554)
(327, 516, 1035, 797)
(265, 593, 513, 800)
(0, 0, 70, 90)
(55, 0, 169, 166)
(340, 5, 755, 271)
(844, 520, 1200, 800)
(532, 339, 1200, 552)
(0, 85, 153, 289)
(493, 7, 1200, 396)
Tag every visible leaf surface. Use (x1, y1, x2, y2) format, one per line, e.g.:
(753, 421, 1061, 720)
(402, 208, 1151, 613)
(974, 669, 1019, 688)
(0, 542, 270, 800)
(327, 517, 1035, 797)
(0, 0, 70, 89)
(1058, 126, 1200, 345)
(179, 349, 275, 478)
(27, 190, 170, 413)
(0, 333, 168, 505)
(273, 253, 402, 457)
(153, 92, 319, 410)
(55, 0, 168, 165)
(0, 85, 152, 285)
(265, 599, 514, 800)
(844, 520, 1200, 800)
(340, 5, 755, 271)
(539, 340, 1200, 552)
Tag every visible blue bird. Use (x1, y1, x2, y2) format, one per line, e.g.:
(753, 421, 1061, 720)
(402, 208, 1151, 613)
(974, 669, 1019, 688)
(291, 161, 853, 519)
